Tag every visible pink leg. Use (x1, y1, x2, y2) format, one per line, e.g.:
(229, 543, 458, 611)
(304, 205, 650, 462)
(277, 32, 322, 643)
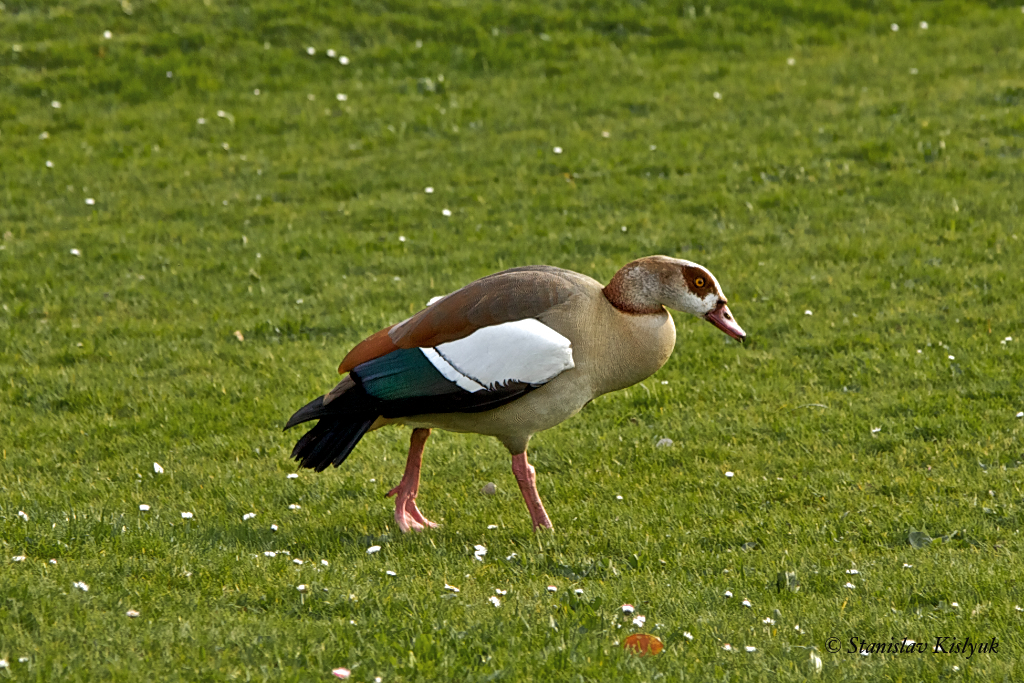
(512, 451, 553, 530)
(386, 428, 439, 533)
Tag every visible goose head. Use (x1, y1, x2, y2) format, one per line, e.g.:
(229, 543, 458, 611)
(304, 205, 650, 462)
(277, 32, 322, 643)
(603, 255, 747, 341)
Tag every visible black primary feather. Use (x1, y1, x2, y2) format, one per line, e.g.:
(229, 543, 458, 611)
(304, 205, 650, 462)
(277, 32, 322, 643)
(285, 383, 381, 472)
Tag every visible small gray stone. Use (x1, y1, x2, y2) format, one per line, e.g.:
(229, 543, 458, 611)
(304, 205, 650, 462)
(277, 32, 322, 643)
(655, 438, 674, 448)
(481, 482, 497, 496)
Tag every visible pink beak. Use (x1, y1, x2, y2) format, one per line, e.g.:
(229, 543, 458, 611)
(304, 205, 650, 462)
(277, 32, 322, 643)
(705, 303, 746, 341)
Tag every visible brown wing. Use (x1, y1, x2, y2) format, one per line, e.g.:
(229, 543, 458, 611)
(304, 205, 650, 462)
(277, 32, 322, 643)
(338, 266, 583, 373)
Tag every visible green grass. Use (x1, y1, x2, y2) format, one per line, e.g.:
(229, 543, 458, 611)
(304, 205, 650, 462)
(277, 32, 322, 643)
(3, 0, 1024, 680)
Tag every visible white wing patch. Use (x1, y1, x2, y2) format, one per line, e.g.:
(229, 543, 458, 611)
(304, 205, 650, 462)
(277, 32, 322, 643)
(421, 319, 574, 393)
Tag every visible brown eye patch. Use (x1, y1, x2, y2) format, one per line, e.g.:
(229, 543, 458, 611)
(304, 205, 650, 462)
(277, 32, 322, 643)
(682, 265, 714, 294)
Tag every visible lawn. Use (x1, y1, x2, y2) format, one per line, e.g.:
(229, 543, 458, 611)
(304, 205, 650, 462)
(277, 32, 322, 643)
(2, 0, 1024, 680)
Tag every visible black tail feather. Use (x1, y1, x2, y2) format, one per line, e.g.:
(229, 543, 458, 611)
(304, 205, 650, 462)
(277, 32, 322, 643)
(285, 384, 380, 472)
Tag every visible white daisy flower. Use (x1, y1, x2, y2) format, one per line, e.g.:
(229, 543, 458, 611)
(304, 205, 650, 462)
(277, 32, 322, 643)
(489, 596, 501, 607)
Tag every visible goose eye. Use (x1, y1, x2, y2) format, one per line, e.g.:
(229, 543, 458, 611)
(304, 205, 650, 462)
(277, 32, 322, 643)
(694, 277, 705, 287)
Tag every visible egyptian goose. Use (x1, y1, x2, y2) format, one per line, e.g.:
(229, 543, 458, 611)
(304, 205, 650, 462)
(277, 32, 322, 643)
(286, 256, 745, 531)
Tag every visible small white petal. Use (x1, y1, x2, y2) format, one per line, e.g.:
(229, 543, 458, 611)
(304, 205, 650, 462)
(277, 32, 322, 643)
(297, 584, 307, 592)
(547, 585, 557, 592)
(46, 160, 54, 168)
(197, 118, 206, 125)
(287, 473, 299, 479)
(68, 248, 80, 256)
(786, 57, 796, 66)
(444, 584, 460, 592)
(126, 609, 140, 617)
(153, 462, 164, 474)
(293, 559, 303, 565)
(424, 186, 434, 193)
(367, 545, 381, 554)
(621, 225, 628, 232)
(321, 559, 329, 567)
(271, 524, 279, 531)
(712, 91, 721, 100)
(339, 56, 350, 65)
(724, 591, 733, 598)
(243, 513, 256, 521)
(684, 631, 694, 640)
(332, 667, 351, 679)
(489, 596, 501, 607)
(399, 235, 407, 242)
(386, 570, 397, 576)
(1016, 412, 1023, 418)
(575, 588, 584, 595)
(951, 602, 959, 607)
(103, 30, 113, 39)
(742, 599, 752, 608)
(73, 581, 89, 591)
(553, 146, 563, 154)
(474, 544, 487, 554)
(306, 47, 316, 55)
(871, 427, 881, 434)
(336, 93, 347, 101)
(602, 130, 610, 138)
(891, 23, 899, 31)
(846, 569, 860, 574)
(903, 563, 913, 568)
(49, 559, 57, 565)
(326, 49, 337, 58)
(804, 309, 813, 316)
(12, 556, 26, 562)
(39, 131, 50, 139)
(181, 511, 193, 519)
(288, 504, 301, 510)
(745, 645, 757, 652)
(616, 495, 624, 500)
(85, 198, 96, 206)
(495, 588, 507, 595)
(919, 21, 928, 29)
(948, 355, 955, 360)
(253, 88, 261, 95)
(845, 582, 856, 589)
(722, 643, 732, 651)
(51, 100, 62, 109)
(762, 617, 775, 624)
(264, 551, 277, 557)
(725, 471, 735, 478)
(621, 604, 635, 614)
(441, 208, 452, 217)
(632, 615, 646, 627)
(17, 510, 29, 521)
(139, 504, 150, 511)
